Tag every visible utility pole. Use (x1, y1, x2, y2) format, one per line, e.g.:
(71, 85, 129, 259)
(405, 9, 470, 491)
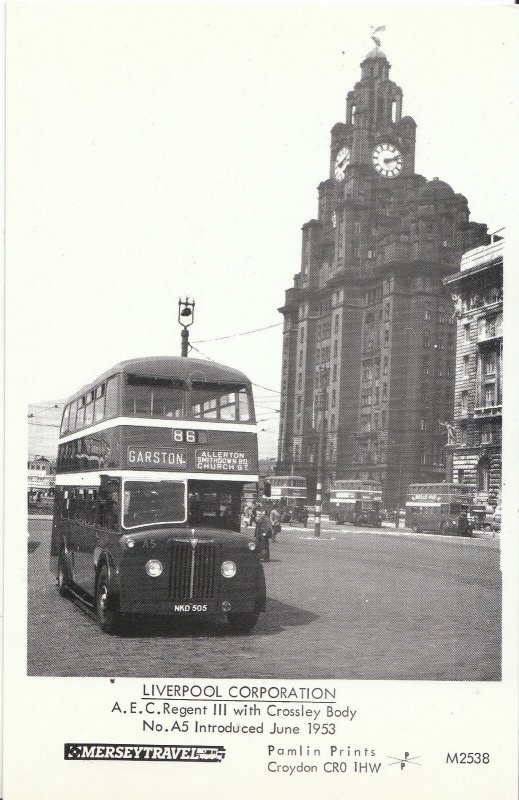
(314, 367, 328, 538)
(178, 297, 195, 357)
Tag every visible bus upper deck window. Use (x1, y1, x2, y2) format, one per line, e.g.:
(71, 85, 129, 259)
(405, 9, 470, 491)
(84, 392, 94, 426)
(94, 384, 105, 423)
(190, 382, 253, 422)
(76, 396, 85, 428)
(104, 376, 118, 419)
(60, 405, 70, 435)
(124, 375, 185, 418)
(238, 388, 252, 421)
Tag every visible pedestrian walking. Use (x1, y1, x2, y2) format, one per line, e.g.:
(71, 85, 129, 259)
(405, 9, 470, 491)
(249, 503, 259, 528)
(255, 510, 273, 562)
(270, 507, 281, 541)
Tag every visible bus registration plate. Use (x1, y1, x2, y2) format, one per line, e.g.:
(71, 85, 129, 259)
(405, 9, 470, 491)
(173, 603, 208, 612)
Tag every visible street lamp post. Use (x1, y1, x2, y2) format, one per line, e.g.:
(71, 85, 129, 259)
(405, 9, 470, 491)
(178, 297, 195, 357)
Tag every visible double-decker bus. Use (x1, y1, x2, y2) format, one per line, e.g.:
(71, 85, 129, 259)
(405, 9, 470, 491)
(329, 480, 383, 526)
(405, 483, 474, 535)
(50, 356, 266, 634)
(264, 475, 307, 522)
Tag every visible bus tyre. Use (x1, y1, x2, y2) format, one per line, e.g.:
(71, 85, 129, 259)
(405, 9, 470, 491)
(412, 523, 422, 533)
(440, 521, 448, 535)
(95, 564, 122, 634)
(57, 549, 70, 597)
(227, 611, 259, 635)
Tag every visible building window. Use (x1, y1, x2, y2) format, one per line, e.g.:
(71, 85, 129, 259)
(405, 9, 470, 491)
(381, 411, 387, 427)
(420, 418, 427, 431)
(461, 390, 468, 413)
(464, 323, 470, 342)
(477, 459, 490, 492)
(334, 315, 339, 333)
(332, 364, 337, 381)
(458, 426, 467, 445)
(331, 389, 336, 408)
(333, 341, 338, 357)
(422, 356, 430, 376)
(296, 396, 302, 413)
(481, 423, 492, 444)
(383, 357, 388, 376)
(446, 360, 453, 378)
(463, 355, 469, 377)
(438, 306, 446, 323)
(382, 384, 388, 400)
(384, 329, 390, 346)
(485, 384, 495, 406)
(299, 351, 303, 366)
(354, 221, 361, 236)
(298, 374, 302, 389)
(424, 306, 432, 321)
(485, 352, 496, 375)
(458, 469, 465, 483)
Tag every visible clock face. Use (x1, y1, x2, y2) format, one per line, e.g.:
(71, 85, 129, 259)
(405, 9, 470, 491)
(372, 143, 403, 178)
(334, 146, 351, 181)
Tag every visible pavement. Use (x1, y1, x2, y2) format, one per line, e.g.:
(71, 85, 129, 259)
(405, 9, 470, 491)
(27, 517, 501, 680)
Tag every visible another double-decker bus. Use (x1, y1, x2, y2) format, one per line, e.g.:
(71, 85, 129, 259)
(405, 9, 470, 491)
(329, 480, 383, 526)
(405, 483, 474, 535)
(264, 475, 307, 522)
(50, 357, 266, 634)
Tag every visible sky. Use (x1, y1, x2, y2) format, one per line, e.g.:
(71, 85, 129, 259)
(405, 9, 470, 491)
(9, 3, 517, 458)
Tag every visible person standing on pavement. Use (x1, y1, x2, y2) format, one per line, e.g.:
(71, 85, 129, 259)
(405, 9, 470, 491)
(255, 510, 273, 561)
(270, 506, 281, 541)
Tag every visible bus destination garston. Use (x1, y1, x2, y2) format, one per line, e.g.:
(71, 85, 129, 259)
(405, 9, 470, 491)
(50, 357, 266, 634)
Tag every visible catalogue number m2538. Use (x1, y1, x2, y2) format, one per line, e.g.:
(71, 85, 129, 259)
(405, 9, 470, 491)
(446, 753, 490, 764)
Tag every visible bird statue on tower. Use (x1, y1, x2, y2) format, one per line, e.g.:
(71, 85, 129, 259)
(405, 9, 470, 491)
(370, 25, 386, 48)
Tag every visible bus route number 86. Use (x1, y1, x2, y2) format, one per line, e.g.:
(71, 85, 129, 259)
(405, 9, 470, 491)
(172, 429, 198, 443)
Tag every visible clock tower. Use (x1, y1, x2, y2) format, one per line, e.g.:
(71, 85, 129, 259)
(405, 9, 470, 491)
(277, 43, 488, 509)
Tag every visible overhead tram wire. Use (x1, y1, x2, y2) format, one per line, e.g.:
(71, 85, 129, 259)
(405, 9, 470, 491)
(188, 343, 281, 395)
(191, 322, 282, 345)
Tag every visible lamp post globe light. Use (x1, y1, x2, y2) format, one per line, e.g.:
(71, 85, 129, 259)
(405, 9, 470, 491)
(178, 297, 195, 357)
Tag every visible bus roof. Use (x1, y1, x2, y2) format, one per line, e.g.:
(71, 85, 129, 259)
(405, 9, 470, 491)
(407, 483, 471, 493)
(66, 356, 252, 404)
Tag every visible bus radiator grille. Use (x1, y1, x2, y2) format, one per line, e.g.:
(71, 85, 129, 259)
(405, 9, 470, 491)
(169, 541, 217, 601)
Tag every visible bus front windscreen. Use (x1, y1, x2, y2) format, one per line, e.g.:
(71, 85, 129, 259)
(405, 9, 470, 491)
(122, 480, 186, 529)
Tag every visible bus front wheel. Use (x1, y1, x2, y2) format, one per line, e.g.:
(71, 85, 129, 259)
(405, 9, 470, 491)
(95, 564, 122, 634)
(412, 523, 422, 533)
(227, 611, 259, 634)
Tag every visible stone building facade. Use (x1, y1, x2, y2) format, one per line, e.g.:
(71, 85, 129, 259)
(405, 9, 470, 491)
(276, 45, 488, 509)
(443, 235, 503, 508)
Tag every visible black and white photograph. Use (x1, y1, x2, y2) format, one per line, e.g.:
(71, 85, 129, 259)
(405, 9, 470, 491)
(5, 3, 518, 799)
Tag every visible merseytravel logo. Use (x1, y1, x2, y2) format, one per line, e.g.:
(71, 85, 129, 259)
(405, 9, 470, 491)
(127, 447, 187, 468)
(64, 743, 226, 762)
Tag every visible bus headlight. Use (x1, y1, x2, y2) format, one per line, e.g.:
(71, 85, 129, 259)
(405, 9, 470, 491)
(145, 559, 163, 577)
(247, 541, 257, 551)
(221, 560, 237, 578)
